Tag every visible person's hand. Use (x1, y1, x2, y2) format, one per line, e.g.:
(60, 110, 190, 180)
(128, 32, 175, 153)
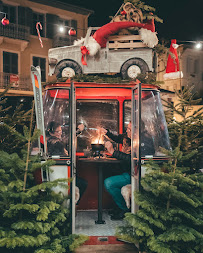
(78, 123, 85, 132)
(105, 141, 114, 155)
(97, 127, 107, 136)
(64, 148, 69, 156)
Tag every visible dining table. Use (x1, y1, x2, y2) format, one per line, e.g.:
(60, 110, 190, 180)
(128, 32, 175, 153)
(78, 156, 121, 224)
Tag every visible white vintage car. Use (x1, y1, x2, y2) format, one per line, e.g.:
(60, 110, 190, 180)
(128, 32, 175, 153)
(48, 27, 156, 79)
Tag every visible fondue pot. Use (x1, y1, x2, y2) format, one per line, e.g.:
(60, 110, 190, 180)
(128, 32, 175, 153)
(91, 144, 104, 151)
(91, 144, 104, 157)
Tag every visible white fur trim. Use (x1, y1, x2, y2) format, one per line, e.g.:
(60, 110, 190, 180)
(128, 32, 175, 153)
(75, 186, 80, 204)
(121, 184, 131, 209)
(139, 28, 158, 48)
(163, 71, 183, 80)
(85, 37, 101, 56)
(73, 37, 85, 46)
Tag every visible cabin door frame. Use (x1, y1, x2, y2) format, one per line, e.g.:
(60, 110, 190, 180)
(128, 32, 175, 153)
(131, 82, 142, 213)
(70, 81, 77, 233)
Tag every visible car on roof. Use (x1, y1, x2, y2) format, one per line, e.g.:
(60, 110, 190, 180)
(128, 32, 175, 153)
(48, 27, 157, 79)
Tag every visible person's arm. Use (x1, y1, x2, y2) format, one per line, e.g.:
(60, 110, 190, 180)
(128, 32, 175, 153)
(105, 141, 131, 162)
(76, 123, 85, 136)
(112, 150, 131, 163)
(99, 128, 124, 144)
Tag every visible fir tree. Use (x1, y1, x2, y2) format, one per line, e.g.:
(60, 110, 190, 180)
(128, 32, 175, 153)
(0, 91, 33, 156)
(0, 127, 72, 252)
(124, 0, 163, 23)
(164, 86, 203, 173)
(0, 91, 88, 252)
(116, 87, 203, 253)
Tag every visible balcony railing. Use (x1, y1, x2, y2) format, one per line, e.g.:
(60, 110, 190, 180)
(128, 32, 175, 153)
(53, 33, 77, 48)
(0, 23, 30, 41)
(0, 72, 32, 91)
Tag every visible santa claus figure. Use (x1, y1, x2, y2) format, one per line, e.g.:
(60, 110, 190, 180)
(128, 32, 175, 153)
(164, 39, 183, 80)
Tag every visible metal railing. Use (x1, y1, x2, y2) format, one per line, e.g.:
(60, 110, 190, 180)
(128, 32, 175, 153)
(0, 72, 32, 91)
(0, 23, 30, 41)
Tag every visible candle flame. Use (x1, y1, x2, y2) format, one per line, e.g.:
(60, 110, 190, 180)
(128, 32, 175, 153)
(92, 137, 104, 144)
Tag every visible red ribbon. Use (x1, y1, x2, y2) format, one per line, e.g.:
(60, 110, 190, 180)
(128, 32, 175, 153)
(80, 46, 90, 66)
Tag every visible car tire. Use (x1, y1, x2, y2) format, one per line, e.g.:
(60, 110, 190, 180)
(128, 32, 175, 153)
(55, 60, 82, 78)
(121, 58, 149, 79)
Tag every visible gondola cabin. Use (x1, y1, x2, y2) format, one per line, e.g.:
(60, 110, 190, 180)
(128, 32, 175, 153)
(37, 79, 170, 236)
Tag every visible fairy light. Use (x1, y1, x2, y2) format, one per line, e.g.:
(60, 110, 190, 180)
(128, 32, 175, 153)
(59, 26, 65, 33)
(195, 42, 202, 49)
(178, 40, 203, 50)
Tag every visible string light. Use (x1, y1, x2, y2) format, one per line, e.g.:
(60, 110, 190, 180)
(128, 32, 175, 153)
(59, 26, 65, 33)
(195, 42, 202, 49)
(178, 40, 203, 50)
(57, 24, 76, 36)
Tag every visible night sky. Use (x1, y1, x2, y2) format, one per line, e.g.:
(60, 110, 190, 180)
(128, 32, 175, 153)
(62, 0, 203, 42)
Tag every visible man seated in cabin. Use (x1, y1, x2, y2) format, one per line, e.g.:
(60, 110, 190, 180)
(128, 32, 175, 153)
(46, 121, 88, 204)
(98, 121, 155, 220)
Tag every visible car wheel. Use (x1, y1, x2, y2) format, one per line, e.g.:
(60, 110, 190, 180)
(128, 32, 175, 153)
(121, 58, 149, 79)
(55, 60, 82, 78)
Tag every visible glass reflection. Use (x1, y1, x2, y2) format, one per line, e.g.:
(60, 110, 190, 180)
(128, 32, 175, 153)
(124, 90, 170, 157)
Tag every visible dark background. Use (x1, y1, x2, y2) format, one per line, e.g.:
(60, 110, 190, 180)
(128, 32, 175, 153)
(62, 0, 203, 41)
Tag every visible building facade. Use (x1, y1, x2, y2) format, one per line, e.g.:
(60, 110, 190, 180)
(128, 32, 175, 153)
(0, 0, 93, 95)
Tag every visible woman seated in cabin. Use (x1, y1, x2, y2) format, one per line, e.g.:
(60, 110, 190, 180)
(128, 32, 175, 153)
(98, 120, 155, 220)
(46, 121, 87, 204)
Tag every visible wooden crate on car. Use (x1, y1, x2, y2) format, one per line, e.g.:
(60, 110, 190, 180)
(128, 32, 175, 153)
(108, 34, 146, 50)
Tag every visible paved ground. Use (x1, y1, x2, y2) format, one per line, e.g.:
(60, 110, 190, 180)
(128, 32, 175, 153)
(74, 244, 139, 253)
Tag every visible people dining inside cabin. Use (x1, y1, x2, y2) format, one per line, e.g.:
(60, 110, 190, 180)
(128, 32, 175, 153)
(46, 121, 84, 157)
(46, 121, 87, 204)
(98, 120, 155, 220)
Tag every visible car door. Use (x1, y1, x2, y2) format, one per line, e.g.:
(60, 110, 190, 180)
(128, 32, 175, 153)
(83, 48, 109, 74)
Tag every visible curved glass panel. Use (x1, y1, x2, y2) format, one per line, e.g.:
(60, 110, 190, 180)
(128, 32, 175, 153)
(140, 90, 170, 156)
(43, 88, 70, 156)
(125, 89, 170, 157)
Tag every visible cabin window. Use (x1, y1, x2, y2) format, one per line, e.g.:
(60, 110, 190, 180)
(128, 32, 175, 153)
(76, 100, 119, 151)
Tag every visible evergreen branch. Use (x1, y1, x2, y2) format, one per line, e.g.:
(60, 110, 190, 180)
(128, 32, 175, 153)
(0, 234, 50, 248)
(157, 225, 203, 243)
(3, 203, 40, 217)
(11, 221, 51, 233)
(124, 213, 154, 236)
(147, 237, 173, 253)
(136, 209, 166, 230)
